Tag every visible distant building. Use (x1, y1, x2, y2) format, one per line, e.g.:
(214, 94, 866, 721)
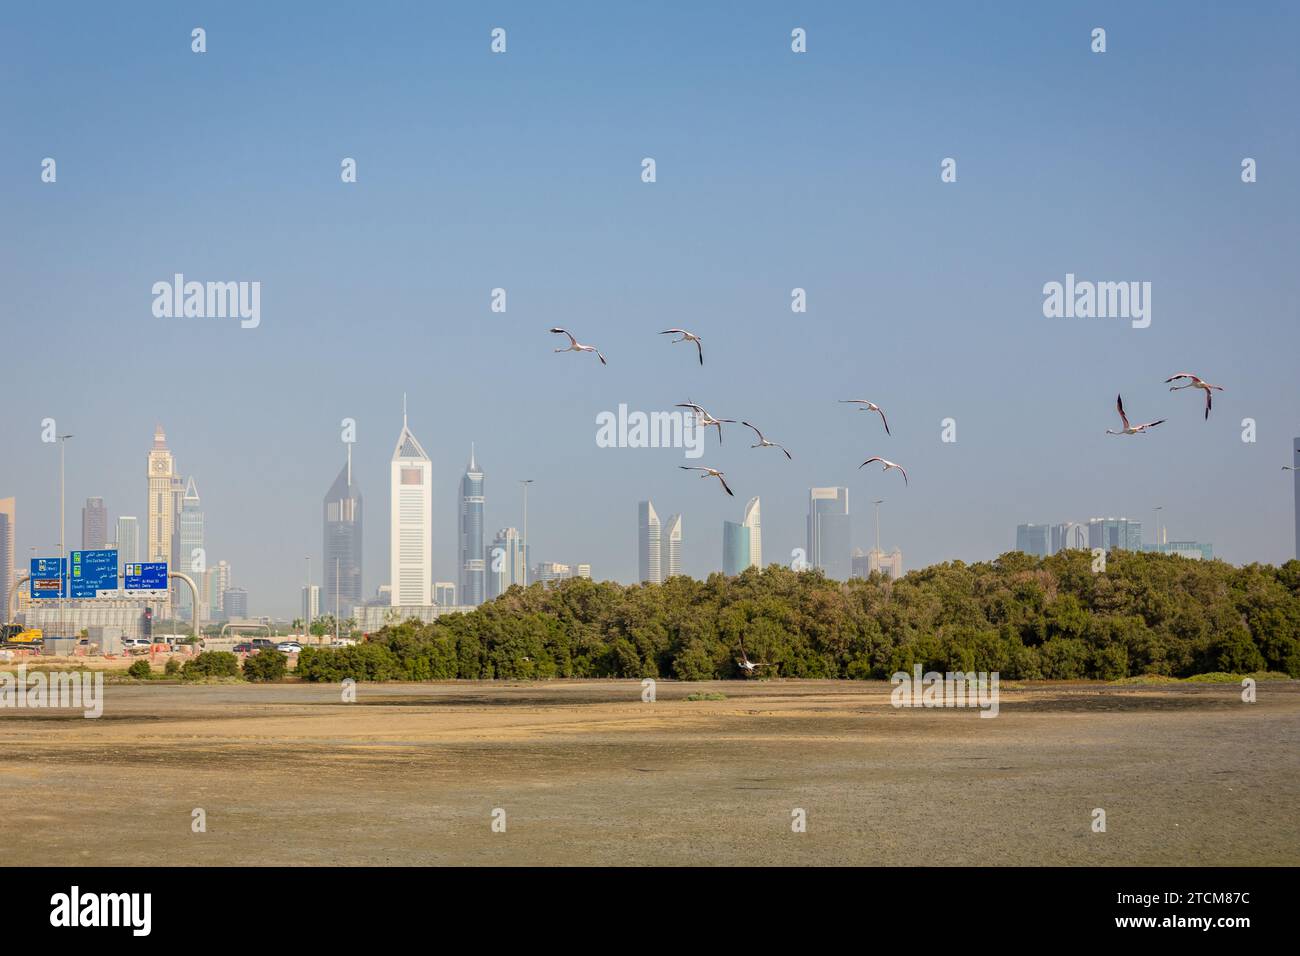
(661, 513, 683, 579)
(390, 404, 432, 606)
(82, 497, 107, 550)
(486, 528, 526, 599)
(1148, 540, 1214, 560)
(724, 498, 762, 576)
(115, 516, 140, 571)
(638, 500, 662, 584)
(722, 520, 750, 576)
(575, 564, 591, 579)
(534, 562, 573, 583)
(868, 548, 903, 579)
(1016, 523, 1051, 557)
(459, 446, 485, 606)
(323, 445, 364, 622)
(743, 497, 762, 568)
(353, 602, 475, 632)
(1088, 517, 1142, 552)
(222, 587, 249, 619)
(434, 581, 457, 606)
(0, 497, 13, 617)
(807, 487, 851, 579)
(302, 585, 320, 625)
(147, 425, 176, 564)
(1051, 522, 1086, 553)
(174, 477, 204, 617)
(204, 560, 230, 620)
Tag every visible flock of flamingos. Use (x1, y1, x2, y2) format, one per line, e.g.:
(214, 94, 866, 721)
(550, 327, 1272, 493)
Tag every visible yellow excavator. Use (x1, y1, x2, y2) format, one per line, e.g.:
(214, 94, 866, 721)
(1, 624, 43, 646)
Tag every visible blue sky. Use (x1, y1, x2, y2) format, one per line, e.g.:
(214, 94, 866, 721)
(2, 2, 1297, 616)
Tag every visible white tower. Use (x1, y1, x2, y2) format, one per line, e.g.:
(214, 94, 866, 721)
(390, 397, 432, 606)
(743, 496, 762, 569)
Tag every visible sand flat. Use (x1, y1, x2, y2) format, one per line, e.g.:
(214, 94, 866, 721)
(0, 679, 1296, 866)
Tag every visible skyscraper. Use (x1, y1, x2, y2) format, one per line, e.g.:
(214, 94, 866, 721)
(390, 402, 432, 606)
(324, 445, 363, 620)
(638, 500, 661, 584)
(742, 496, 762, 568)
(459, 445, 485, 606)
(723, 498, 761, 576)
(146, 425, 176, 563)
(807, 487, 851, 580)
(206, 559, 230, 620)
(434, 581, 457, 606)
(487, 527, 525, 600)
(1088, 517, 1142, 552)
(661, 513, 683, 579)
(0, 497, 13, 616)
(82, 497, 107, 550)
(722, 520, 750, 575)
(223, 587, 248, 619)
(116, 516, 140, 571)
(1016, 523, 1051, 557)
(301, 585, 320, 626)
(174, 478, 204, 618)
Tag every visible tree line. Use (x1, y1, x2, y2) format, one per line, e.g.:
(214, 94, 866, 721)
(295, 550, 1300, 682)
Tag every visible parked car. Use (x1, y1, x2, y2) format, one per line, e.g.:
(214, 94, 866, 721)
(122, 637, 150, 648)
(251, 638, 274, 649)
(275, 641, 302, 654)
(232, 642, 254, 654)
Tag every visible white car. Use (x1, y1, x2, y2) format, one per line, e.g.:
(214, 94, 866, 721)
(275, 641, 303, 654)
(122, 637, 151, 649)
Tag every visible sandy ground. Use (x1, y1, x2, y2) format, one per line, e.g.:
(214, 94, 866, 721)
(0, 679, 1296, 866)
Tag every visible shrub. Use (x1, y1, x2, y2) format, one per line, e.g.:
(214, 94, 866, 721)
(164, 657, 181, 677)
(243, 648, 288, 682)
(126, 659, 152, 680)
(181, 651, 240, 680)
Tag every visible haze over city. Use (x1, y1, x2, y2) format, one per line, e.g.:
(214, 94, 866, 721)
(2, 3, 1297, 617)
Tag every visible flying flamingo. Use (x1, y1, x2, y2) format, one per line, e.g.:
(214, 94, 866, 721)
(679, 465, 734, 496)
(1165, 373, 1224, 420)
(1106, 394, 1165, 435)
(549, 328, 606, 365)
(660, 328, 703, 365)
(839, 400, 890, 435)
(676, 401, 735, 444)
(859, 457, 908, 485)
(1284, 465, 1299, 472)
(741, 421, 792, 459)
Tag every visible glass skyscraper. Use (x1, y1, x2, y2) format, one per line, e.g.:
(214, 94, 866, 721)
(722, 520, 750, 576)
(638, 500, 661, 584)
(807, 487, 851, 580)
(459, 446, 485, 606)
(324, 447, 364, 620)
(174, 477, 204, 618)
(1088, 517, 1143, 552)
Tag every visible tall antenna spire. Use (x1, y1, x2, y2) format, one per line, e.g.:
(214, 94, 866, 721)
(346, 439, 352, 486)
(403, 392, 408, 429)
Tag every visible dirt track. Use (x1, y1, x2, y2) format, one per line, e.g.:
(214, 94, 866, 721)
(1, 680, 1296, 865)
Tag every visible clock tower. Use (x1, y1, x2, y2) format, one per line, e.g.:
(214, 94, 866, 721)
(147, 424, 176, 563)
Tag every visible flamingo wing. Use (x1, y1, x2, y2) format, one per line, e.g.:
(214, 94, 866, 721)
(1116, 395, 1130, 429)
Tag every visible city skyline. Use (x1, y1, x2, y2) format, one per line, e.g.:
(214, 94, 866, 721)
(2, 6, 1297, 617)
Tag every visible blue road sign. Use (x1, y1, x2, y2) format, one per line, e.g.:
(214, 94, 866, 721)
(69, 549, 119, 598)
(123, 562, 168, 591)
(29, 557, 66, 599)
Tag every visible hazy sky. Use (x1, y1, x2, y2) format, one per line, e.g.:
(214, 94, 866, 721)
(2, 2, 1297, 616)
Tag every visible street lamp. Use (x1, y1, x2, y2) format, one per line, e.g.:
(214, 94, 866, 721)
(58, 433, 74, 640)
(1153, 505, 1163, 553)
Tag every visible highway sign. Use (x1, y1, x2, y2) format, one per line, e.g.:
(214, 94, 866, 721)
(123, 562, 168, 591)
(69, 549, 119, 598)
(29, 557, 66, 599)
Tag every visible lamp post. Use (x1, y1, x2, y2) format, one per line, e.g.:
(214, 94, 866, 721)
(304, 555, 311, 641)
(58, 433, 74, 640)
(1152, 505, 1163, 553)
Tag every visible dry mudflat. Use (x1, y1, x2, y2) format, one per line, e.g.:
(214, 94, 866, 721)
(0, 679, 1296, 866)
